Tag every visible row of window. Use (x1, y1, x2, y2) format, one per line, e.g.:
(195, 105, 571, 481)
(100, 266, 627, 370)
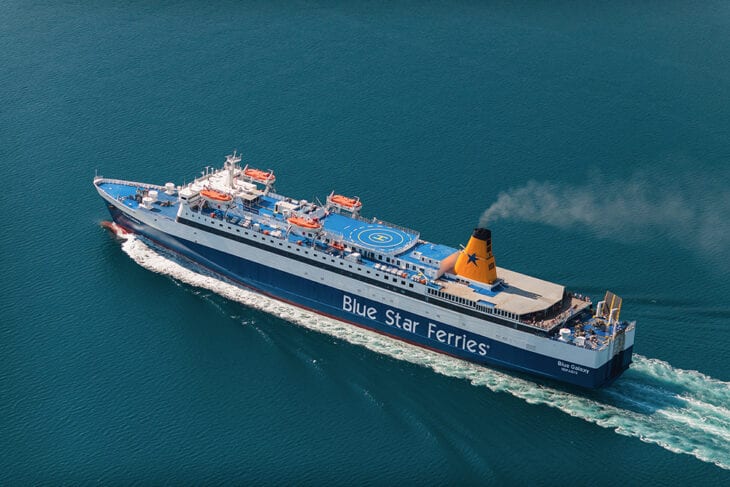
(184, 211, 417, 288)
(428, 289, 478, 308)
(427, 288, 521, 322)
(373, 254, 425, 273)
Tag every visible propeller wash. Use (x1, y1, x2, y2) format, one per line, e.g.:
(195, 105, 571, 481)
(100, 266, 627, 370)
(118, 233, 730, 471)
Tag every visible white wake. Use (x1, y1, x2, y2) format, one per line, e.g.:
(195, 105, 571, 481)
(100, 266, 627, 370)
(117, 233, 730, 470)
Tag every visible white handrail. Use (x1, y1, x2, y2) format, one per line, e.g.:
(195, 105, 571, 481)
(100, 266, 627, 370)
(95, 177, 166, 191)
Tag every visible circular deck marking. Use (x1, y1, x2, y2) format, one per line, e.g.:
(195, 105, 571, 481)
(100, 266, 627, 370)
(350, 225, 411, 251)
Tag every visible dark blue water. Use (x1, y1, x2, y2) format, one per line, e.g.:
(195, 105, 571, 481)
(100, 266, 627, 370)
(3, 1, 730, 484)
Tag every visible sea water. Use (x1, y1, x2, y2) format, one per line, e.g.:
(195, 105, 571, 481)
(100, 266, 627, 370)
(2, 1, 729, 484)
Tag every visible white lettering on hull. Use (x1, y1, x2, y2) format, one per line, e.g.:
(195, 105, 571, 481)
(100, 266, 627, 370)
(427, 323, 489, 356)
(342, 295, 378, 320)
(342, 294, 490, 356)
(557, 360, 590, 375)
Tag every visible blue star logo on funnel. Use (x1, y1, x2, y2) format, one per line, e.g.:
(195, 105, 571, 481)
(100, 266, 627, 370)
(454, 228, 497, 284)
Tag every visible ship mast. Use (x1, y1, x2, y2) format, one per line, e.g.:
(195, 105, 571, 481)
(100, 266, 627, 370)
(225, 150, 242, 189)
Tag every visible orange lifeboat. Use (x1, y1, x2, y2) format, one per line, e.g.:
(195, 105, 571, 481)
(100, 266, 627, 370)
(200, 189, 233, 203)
(328, 193, 362, 210)
(288, 216, 322, 230)
(243, 167, 275, 183)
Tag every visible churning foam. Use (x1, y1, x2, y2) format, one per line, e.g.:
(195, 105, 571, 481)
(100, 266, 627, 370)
(118, 233, 730, 470)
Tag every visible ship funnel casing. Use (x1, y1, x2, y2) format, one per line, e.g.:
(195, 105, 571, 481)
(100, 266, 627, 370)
(454, 227, 498, 284)
(472, 227, 491, 242)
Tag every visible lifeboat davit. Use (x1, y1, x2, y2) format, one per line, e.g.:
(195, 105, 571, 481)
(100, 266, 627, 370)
(288, 216, 322, 230)
(328, 193, 362, 210)
(243, 167, 275, 184)
(201, 189, 233, 203)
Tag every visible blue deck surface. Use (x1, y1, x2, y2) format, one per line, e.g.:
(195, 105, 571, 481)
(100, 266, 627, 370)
(398, 242, 458, 269)
(100, 182, 444, 269)
(99, 182, 179, 218)
(413, 242, 457, 261)
(468, 283, 499, 297)
(100, 182, 137, 200)
(323, 213, 417, 254)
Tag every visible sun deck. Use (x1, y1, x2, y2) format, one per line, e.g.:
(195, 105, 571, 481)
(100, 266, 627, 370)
(435, 267, 564, 314)
(491, 267, 565, 315)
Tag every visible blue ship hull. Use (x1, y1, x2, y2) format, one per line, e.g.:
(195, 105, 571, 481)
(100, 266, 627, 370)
(107, 204, 632, 388)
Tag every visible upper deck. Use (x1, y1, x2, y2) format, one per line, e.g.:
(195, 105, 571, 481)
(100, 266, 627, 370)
(322, 213, 419, 255)
(96, 169, 568, 320)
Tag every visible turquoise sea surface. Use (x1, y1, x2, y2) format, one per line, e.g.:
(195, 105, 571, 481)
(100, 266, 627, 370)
(2, 1, 730, 484)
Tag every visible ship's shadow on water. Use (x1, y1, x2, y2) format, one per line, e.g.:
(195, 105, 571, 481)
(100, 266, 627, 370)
(107, 230, 730, 472)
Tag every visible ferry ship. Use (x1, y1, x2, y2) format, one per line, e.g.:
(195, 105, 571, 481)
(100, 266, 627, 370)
(94, 152, 635, 388)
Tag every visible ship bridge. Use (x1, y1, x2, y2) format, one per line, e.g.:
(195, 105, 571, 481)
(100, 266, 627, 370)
(322, 213, 419, 255)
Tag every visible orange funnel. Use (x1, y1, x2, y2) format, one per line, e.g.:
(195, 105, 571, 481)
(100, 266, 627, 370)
(454, 228, 497, 284)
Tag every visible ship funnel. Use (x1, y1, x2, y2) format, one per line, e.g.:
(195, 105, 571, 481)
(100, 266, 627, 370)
(454, 227, 498, 284)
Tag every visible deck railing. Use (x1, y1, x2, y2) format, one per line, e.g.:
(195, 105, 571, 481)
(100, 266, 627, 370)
(96, 177, 167, 191)
(426, 287, 524, 323)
